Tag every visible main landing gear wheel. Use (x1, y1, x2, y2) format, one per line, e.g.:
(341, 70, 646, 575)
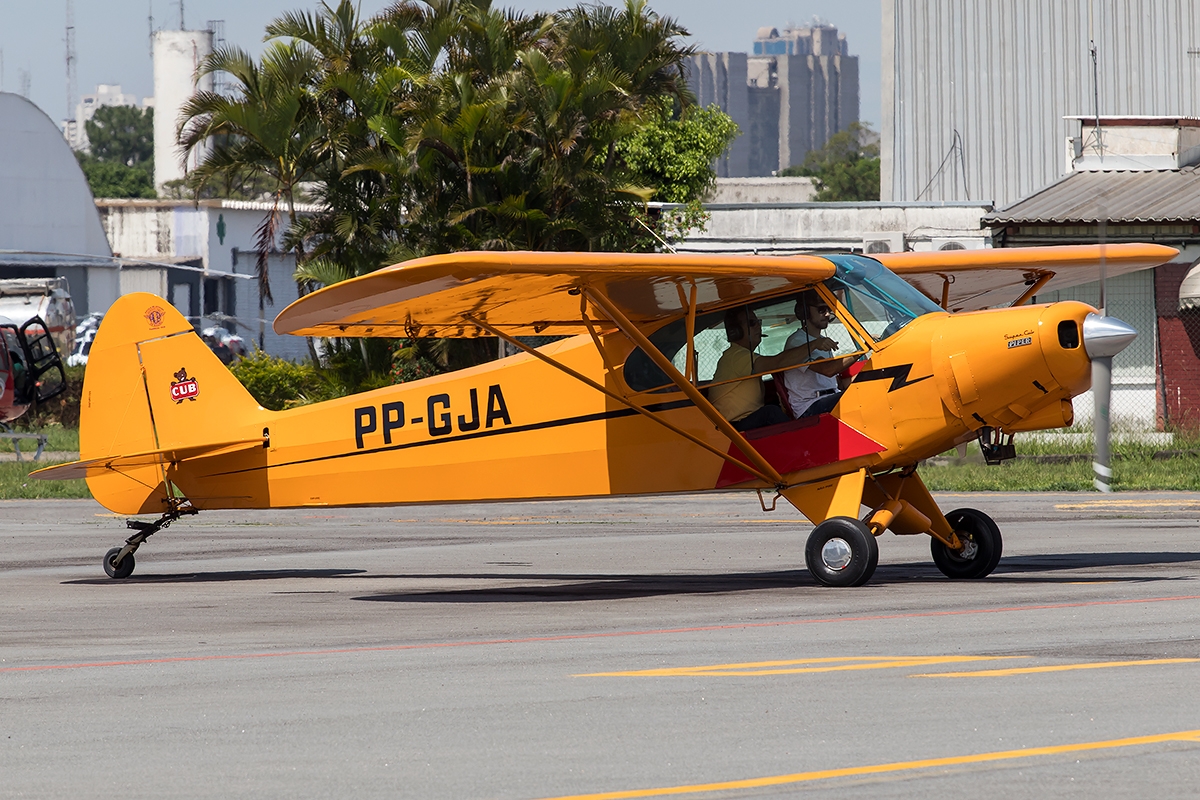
(805, 517, 879, 587)
(103, 547, 135, 579)
(931, 508, 1002, 579)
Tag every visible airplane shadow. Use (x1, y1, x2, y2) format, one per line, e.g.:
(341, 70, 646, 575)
(63, 569, 368, 585)
(355, 551, 1200, 603)
(61, 552, 1200, 598)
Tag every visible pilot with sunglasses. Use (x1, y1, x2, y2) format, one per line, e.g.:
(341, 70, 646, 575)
(781, 291, 860, 418)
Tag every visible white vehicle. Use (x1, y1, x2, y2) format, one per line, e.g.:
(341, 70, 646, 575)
(67, 313, 102, 367)
(0, 278, 76, 358)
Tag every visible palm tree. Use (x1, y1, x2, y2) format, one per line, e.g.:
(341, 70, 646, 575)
(179, 42, 324, 310)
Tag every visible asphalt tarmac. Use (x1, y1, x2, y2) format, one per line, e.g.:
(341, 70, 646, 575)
(4, 491, 1200, 799)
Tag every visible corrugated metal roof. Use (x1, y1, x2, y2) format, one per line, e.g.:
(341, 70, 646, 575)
(982, 168, 1200, 225)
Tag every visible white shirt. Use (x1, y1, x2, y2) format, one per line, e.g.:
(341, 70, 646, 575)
(781, 329, 838, 417)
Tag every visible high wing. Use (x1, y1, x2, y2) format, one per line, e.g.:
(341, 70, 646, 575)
(875, 243, 1178, 311)
(274, 251, 836, 338)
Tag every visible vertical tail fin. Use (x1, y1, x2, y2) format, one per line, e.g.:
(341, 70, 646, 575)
(81, 293, 266, 514)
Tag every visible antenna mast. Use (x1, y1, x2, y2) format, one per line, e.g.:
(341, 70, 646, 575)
(1088, 1, 1103, 159)
(65, 0, 77, 144)
(148, 0, 155, 56)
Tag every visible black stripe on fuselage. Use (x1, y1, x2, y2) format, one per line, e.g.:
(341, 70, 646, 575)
(206, 398, 697, 477)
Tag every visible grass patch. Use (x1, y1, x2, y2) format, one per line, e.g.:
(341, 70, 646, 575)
(923, 435, 1200, 492)
(0, 461, 91, 499)
(0, 425, 80, 453)
(922, 455, 1200, 492)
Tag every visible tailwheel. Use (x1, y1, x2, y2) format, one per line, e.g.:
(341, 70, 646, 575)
(805, 517, 879, 587)
(931, 508, 1002, 579)
(99, 501, 197, 579)
(103, 547, 135, 579)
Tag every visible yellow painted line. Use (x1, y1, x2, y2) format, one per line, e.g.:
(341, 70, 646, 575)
(578, 655, 1023, 677)
(1055, 499, 1200, 510)
(535, 729, 1200, 800)
(914, 658, 1200, 678)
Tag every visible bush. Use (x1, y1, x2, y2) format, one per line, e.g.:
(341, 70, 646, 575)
(228, 351, 335, 410)
(18, 365, 86, 430)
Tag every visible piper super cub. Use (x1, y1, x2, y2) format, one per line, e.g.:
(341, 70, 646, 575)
(35, 243, 1173, 586)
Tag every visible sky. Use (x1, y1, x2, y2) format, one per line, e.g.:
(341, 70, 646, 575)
(0, 0, 882, 128)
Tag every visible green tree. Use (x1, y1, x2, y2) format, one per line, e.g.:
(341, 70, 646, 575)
(179, 41, 325, 305)
(85, 105, 154, 165)
(617, 97, 738, 203)
(76, 104, 155, 198)
(784, 121, 880, 201)
(181, 0, 727, 382)
(75, 157, 155, 199)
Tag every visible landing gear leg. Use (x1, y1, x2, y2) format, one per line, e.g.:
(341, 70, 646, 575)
(102, 501, 198, 579)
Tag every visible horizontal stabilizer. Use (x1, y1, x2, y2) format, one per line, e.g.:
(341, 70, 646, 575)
(31, 436, 267, 481)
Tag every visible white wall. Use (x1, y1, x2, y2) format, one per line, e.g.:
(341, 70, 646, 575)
(96, 200, 310, 360)
(673, 202, 992, 253)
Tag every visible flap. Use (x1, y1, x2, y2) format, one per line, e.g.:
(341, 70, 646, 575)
(875, 243, 1178, 311)
(273, 251, 837, 338)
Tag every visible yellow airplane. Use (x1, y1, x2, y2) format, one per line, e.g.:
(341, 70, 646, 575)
(34, 244, 1175, 586)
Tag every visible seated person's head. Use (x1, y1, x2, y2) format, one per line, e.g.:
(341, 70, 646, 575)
(724, 307, 761, 346)
(795, 290, 834, 330)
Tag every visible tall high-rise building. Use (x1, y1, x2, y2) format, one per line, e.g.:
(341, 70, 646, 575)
(688, 23, 860, 178)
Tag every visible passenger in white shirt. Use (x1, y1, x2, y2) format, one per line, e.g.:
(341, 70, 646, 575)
(781, 292, 860, 418)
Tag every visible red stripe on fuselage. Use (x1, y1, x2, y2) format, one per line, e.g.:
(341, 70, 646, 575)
(716, 414, 884, 488)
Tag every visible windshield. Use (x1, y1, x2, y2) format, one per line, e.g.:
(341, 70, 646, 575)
(823, 254, 943, 341)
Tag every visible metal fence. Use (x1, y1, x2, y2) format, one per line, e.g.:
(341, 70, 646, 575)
(1034, 271, 1160, 434)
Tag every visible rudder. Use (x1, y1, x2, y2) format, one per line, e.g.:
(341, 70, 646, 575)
(81, 293, 266, 514)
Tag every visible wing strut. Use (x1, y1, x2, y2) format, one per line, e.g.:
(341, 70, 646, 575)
(465, 315, 780, 485)
(582, 288, 787, 489)
(1011, 271, 1055, 307)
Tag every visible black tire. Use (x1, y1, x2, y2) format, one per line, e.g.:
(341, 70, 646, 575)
(805, 517, 879, 587)
(931, 508, 1002, 579)
(103, 547, 135, 579)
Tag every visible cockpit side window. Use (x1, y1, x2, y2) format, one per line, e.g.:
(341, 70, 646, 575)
(621, 289, 869, 393)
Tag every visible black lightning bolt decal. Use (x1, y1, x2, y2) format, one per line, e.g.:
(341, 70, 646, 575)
(853, 364, 932, 392)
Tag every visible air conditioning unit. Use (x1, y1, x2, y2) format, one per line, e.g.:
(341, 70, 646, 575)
(930, 237, 987, 251)
(862, 232, 906, 254)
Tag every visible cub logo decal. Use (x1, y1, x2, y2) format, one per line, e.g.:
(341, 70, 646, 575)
(145, 306, 166, 329)
(170, 367, 200, 403)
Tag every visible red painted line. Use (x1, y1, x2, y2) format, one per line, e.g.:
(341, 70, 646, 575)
(5, 593, 1200, 674)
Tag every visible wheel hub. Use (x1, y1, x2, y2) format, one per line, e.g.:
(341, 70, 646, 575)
(821, 537, 853, 571)
(955, 534, 978, 561)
